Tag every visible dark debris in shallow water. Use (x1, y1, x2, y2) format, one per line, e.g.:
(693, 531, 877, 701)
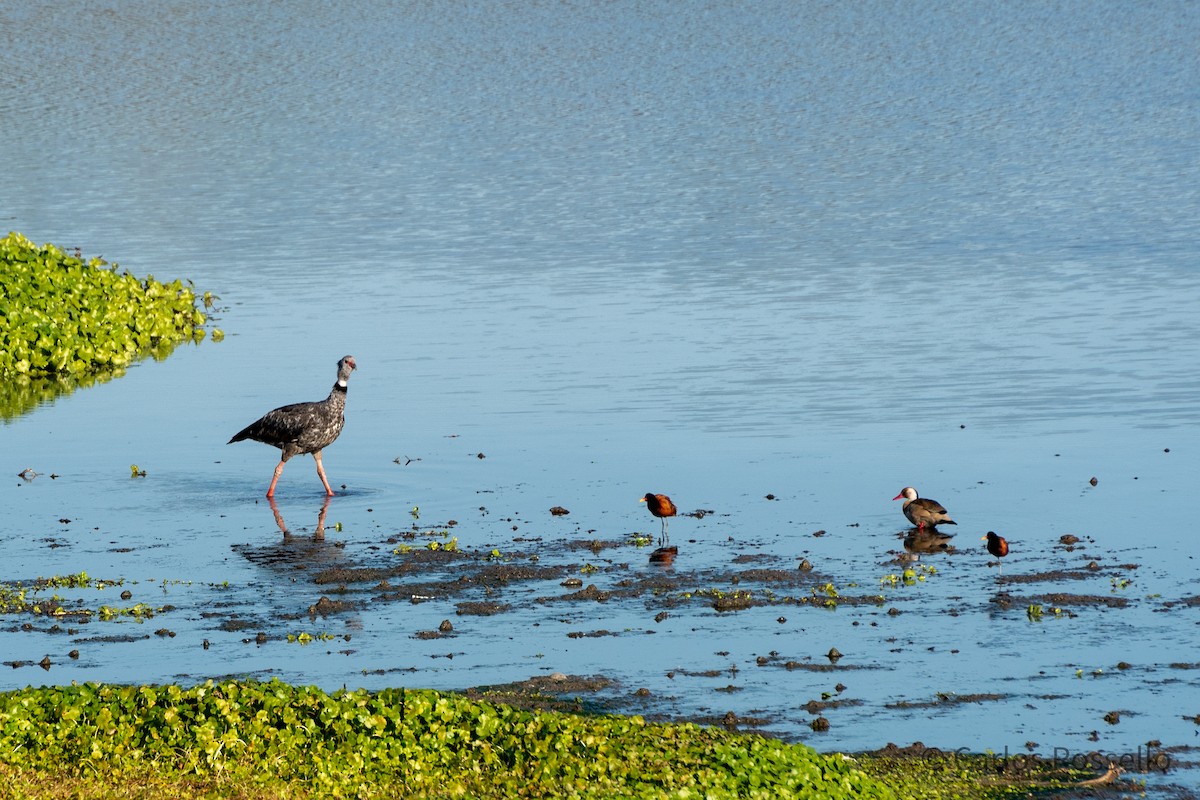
(886, 693, 1008, 709)
(464, 673, 614, 715)
(991, 591, 1130, 609)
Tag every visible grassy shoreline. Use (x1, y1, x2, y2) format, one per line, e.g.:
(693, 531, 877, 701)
(0, 679, 1102, 799)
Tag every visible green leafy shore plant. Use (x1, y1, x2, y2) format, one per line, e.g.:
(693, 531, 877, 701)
(0, 232, 221, 419)
(0, 680, 1097, 799)
(0, 679, 894, 799)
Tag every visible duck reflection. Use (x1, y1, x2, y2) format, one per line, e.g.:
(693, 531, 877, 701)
(649, 546, 679, 567)
(901, 529, 956, 560)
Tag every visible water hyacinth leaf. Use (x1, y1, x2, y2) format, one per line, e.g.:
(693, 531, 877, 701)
(0, 232, 222, 420)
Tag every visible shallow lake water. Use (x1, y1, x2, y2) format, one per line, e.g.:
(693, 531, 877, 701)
(3, 0, 1199, 793)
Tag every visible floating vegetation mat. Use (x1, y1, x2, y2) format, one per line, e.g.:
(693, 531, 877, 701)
(0, 232, 222, 419)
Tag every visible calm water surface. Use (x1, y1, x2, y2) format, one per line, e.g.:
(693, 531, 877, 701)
(3, 0, 1199, 790)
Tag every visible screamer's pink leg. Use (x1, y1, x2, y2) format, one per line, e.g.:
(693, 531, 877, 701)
(266, 460, 286, 498)
(314, 450, 335, 496)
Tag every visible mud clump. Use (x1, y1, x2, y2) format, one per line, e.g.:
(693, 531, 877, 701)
(1038, 593, 1129, 609)
(557, 584, 611, 603)
(414, 630, 447, 640)
(472, 564, 566, 587)
(455, 601, 511, 616)
(732, 554, 775, 564)
(712, 592, 754, 612)
(734, 569, 807, 585)
(219, 618, 258, 632)
(315, 566, 402, 585)
(565, 538, 625, 553)
(866, 742, 938, 759)
(886, 693, 1006, 709)
(1002, 569, 1098, 584)
(803, 698, 863, 714)
(308, 596, 358, 616)
(465, 673, 613, 715)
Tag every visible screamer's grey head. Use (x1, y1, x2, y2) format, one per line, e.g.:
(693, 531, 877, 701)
(337, 355, 356, 387)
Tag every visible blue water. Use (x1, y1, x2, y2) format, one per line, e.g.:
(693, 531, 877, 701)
(3, 0, 1199, 791)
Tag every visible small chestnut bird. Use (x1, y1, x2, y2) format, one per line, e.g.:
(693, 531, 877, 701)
(640, 493, 677, 539)
(892, 486, 956, 531)
(983, 531, 1009, 559)
(229, 356, 357, 498)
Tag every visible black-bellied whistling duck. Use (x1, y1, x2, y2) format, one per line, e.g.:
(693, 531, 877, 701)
(229, 356, 357, 498)
(892, 486, 956, 531)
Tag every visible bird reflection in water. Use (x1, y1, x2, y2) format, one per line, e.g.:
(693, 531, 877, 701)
(234, 497, 343, 574)
(899, 530, 956, 564)
(648, 546, 679, 568)
(271, 495, 330, 540)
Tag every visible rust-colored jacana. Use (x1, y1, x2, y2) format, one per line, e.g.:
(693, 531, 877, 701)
(640, 493, 677, 540)
(983, 531, 1009, 573)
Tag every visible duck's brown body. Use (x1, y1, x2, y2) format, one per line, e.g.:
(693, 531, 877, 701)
(229, 356, 356, 497)
(892, 486, 956, 530)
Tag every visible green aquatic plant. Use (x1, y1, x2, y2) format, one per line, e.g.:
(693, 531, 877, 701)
(287, 632, 335, 645)
(2, 574, 165, 621)
(36, 571, 97, 589)
(880, 565, 937, 589)
(0, 232, 221, 419)
(0, 679, 898, 799)
(96, 603, 157, 621)
(0, 583, 31, 614)
(1026, 604, 1065, 622)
